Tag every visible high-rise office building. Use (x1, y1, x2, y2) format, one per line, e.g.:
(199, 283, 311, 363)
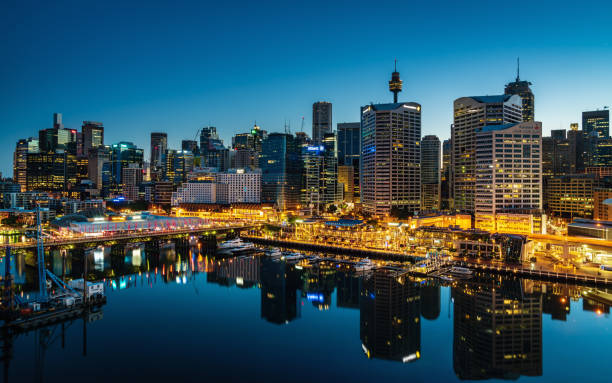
(474, 121, 542, 222)
(121, 164, 143, 201)
(337, 122, 360, 202)
(13, 138, 39, 191)
(109, 142, 144, 193)
(302, 133, 339, 211)
(81, 121, 104, 156)
(260, 133, 303, 210)
(200, 126, 229, 170)
(165, 150, 194, 186)
(361, 101, 421, 216)
(504, 60, 535, 122)
(181, 140, 199, 156)
(312, 102, 332, 145)
(150, 132, 167, 180)
(452, 95, 522, 213)
(26, 151, 78, 195)
(87, 145, 111, 194)
(441, 138, 452, 210)
(582, 109, 609, 138)
(39, 113, 78, 155)
(421, 135, 441, 210)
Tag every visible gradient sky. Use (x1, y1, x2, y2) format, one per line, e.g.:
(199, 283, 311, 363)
(2, 0, 611, 176)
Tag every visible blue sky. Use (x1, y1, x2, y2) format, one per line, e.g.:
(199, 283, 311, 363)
(1, 0, 611, 175)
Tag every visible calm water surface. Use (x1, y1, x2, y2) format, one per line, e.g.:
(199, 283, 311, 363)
(2, 240, 611, 383)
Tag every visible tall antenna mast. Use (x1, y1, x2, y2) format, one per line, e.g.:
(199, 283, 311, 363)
(516, 57, 520, 81)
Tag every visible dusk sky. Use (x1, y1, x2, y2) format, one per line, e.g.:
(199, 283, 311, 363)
(2, 0, 611, 175)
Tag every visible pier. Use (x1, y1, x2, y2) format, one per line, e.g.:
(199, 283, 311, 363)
(244, 236, 612, 287)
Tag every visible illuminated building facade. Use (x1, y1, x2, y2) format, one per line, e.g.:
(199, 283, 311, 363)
(441, 138, 451, 210)
(165, 150, 194, 186)
(81, 121, 104, 156)
(337, 122, 361, 202)
(338, 165, 355, 203)
(26, 151, 78, 195)
(452, 95, 522, 213)
(109, 142, 144, 194)
(261, 133, 303, 210)
(121, 165, 143, 201)
(150, 132, 167, 181)
(301, 133, 339, 210)
(312, 101, 332, 145)
(582, 109, 609, 138)
(13, 137, 38, 191)
(87, 145, 111, 194)
(421, 135, 441, 210)
(544, 174, 595, 218)
(474, 121, 542, 233)
(361, 102, 421, 216)
(593, 188, 612, 220)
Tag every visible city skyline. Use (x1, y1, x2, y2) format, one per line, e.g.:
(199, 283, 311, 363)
(2, 1, 611, 176)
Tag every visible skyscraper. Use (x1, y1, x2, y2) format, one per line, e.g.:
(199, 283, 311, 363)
(474, 121, 542, 229)
(81, 121, 104, 156)
(504, 59, 535, 122)
(260, 133, 303, 210)
(13, 137, 38, 191)
(302, 133, 339, 211)
(181, 140, 199, 156)
(39, 113, 78, 155)
(110, 142, 144, 194)
(150, 132, 167, 180)
(337, 122, 360, 202)
(361, 102, 421, 216)
(441, 138, 452, 210)
(165, 150, 194, 186)
(200, 126, 229, 170)
(420, 135, 441, 210)
(452, 95, 522, 213)
(312, 102, 332, 145)
(582, 109, 609, 138)
(87, 145, 111, 194)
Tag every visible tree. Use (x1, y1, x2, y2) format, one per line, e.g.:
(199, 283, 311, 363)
(327, 204, 337, 214)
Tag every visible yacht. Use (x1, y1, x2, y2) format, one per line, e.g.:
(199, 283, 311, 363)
(265, 248, 283, 258)
(354, 259, 375, 272)
(218, 239, 245, 250)
(449, 266, 473, 276)
(282, 253, 303, 262)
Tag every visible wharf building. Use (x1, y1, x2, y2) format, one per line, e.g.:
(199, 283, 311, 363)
(452, 95, 523, 213)
(420, 135, 441, 211)
(337, 122, 361, 203)
(260, 133, 303, 211)
(474, 122, 544, 234)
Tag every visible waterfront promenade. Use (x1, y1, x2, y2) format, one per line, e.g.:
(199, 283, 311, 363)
(243, 235, 612, 287)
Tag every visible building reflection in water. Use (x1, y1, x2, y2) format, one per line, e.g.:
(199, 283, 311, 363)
(260, 258, 300, 324)
(420, 284, 441, 321)
(452, 277, 542, 380)
(360, 269, 421, 363)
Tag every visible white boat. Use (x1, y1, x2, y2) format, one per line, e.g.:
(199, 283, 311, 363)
(265, 248, 283, 258)
(218, 239, 245, 250)
(449, 266, 473, 276)
(354, 259, 375, 271)
(282, 253, 303, 262)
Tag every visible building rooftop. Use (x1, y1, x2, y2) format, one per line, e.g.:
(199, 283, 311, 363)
(470, 95, 513, 104)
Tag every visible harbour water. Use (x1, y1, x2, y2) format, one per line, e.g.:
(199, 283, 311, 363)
(2, 239, 611, 382)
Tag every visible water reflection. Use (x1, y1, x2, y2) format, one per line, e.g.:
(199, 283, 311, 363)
(1, 240, 611, 382)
